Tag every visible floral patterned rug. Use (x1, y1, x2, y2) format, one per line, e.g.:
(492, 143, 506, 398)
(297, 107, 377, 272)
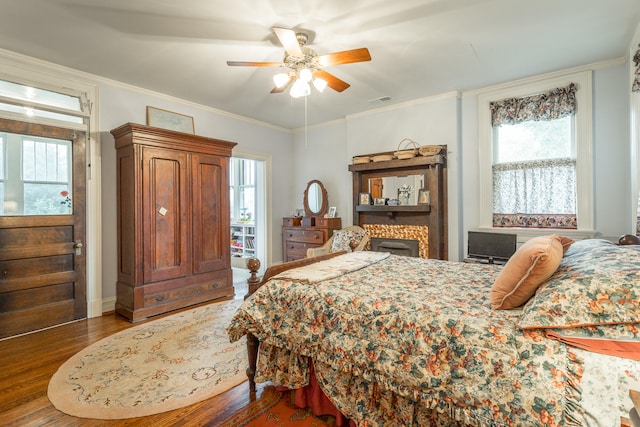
(48, 298, 246, 419)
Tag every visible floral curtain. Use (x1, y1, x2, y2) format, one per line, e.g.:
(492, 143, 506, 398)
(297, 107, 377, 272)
(493, 158, 577, 229)
(633, 45, 640, 93)
(490, 83, 577, 126)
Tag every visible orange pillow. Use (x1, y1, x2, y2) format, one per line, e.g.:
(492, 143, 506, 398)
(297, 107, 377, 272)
(490, 235, 573, 310)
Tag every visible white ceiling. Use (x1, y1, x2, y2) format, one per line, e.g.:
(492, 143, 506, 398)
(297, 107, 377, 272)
(0, 0, 639, 129)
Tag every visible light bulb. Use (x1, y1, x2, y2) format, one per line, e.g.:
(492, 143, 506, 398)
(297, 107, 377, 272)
(299, 68, 312, 83)
(273, 73, 290, 88)
(290, 79, 310, 98)
(313, 77, 327, 93)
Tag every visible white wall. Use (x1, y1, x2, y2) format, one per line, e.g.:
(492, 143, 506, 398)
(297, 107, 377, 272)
(592, 63, 632, 238)
(291, 121, 349, 220)
(98, 82, 293, 308)
(292, 93, 462, 260)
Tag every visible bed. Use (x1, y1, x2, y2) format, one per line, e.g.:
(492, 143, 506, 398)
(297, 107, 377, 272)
(227, 237, 640, 426)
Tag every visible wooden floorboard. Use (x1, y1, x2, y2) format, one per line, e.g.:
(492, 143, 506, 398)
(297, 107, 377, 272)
(0, 282, 266, 426)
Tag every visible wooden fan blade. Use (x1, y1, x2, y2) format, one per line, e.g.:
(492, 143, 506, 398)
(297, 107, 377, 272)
(226, 61, 282, 67)
(313, 69, 350, 92)
(273, 27, 304, 58)
(271, 76, 294, 93)
(318, 48, 371, 66)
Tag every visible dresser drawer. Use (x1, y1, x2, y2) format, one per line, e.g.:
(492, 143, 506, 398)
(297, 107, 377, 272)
(283, 217, 302, 227)
(314, 217, 342, 228)
(284, 241, 315, 256)
(284, 228, 325, 243)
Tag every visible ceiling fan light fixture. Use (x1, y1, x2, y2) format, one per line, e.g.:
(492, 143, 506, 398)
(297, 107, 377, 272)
(313, 77, 327, 93)
(273, 73, 290, 88)
(228, 28, 371, 98)
(290, 79, 310, 98)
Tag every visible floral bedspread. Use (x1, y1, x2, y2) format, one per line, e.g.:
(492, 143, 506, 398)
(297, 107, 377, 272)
(227, 254, 584, 426)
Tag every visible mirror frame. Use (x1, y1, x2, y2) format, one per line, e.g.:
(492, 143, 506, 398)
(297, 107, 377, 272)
(303, 179, 328, 217)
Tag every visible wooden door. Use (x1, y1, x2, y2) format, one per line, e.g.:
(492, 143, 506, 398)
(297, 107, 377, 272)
(142, 147, 190, 283)
(0, 120, 86, 339)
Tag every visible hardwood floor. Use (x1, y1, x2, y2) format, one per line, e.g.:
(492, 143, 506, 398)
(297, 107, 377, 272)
(0, 276, 267, 426)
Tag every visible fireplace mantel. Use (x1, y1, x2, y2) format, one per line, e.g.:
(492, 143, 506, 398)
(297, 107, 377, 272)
(348, 150, 447, 260)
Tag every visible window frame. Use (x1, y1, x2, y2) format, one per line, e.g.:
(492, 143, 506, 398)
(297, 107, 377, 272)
(229, 157, 256, 223)
(21, 136, 73, 215)
(477, 70, 595, 239)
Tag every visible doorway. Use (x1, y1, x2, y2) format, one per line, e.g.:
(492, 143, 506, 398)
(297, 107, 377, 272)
(229, 156, 267, 292)
(0, 119, 86, 339)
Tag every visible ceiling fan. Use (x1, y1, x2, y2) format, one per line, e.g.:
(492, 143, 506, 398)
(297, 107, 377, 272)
(226, 27, 371, 97)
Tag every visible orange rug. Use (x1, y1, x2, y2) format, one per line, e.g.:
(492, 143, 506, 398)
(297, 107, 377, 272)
(218, 387, 335, 427)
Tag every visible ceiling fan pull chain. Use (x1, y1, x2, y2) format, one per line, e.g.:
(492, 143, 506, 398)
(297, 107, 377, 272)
(304, 95, 308, 149)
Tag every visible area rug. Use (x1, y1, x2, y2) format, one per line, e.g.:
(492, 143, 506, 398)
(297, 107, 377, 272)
(48, 298, 246, 419)
(218, 386, 335, 427)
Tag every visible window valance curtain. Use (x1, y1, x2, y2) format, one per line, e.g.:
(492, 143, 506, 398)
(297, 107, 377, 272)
(633, 45, 640, 93)
(490, 83, 577, 126)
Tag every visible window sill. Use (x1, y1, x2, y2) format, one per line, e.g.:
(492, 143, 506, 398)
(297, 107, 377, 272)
(476, 226, 596, 244)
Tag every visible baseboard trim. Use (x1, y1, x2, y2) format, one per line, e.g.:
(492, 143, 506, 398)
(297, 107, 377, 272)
(101, 296, 117, 315)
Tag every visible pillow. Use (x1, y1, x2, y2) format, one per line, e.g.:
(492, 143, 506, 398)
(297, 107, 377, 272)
(518, 240, 640, 329)
(490, 235, 573, 310)
(330, 229, 366, 253)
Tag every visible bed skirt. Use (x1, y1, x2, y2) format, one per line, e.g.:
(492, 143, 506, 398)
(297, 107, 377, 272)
(283, 361, 355, 427)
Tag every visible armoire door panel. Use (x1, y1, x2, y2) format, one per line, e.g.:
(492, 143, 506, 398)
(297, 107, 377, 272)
(142, 148, 190, 283)
(192, 153, 230, 274)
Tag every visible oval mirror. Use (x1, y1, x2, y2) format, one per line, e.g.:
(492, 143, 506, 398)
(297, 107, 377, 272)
(303, 180, 328, 217)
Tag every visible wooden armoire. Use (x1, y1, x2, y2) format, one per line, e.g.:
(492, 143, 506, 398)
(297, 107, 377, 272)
(111, 123, 236, 321)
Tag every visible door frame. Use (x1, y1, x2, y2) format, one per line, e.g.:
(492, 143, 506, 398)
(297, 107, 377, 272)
(232, 149, 271, 275)
(0, 54, 101, 319)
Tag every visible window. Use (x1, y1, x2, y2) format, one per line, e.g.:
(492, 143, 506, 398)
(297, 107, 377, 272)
(0, 77, 87, 216)
(0, 133, 72, 215)
(0, 79, 86, 125)
(478, 71, 594, 236)
(230, 158, 256, 223)
(22, 137, 72, 215)
(492, 96, 577, 228)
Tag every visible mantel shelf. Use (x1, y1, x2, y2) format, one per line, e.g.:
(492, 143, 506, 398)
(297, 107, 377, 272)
(348, 154, 445, 172)
(356, 204, 431, 213)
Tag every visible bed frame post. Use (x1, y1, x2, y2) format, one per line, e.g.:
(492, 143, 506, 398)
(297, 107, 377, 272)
(245, 258, 261, 393)
(241, 252, 345, 393)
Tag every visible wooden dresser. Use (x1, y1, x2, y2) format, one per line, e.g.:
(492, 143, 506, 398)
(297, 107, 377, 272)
(111, 123, 236, 321)
(282, 217, 342, 261)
